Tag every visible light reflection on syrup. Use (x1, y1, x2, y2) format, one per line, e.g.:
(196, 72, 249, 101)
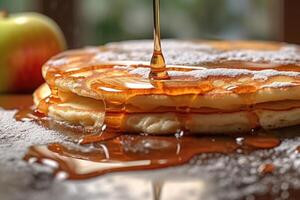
(23, 134, 281, 180)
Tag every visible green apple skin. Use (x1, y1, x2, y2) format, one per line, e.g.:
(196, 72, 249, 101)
(0, 12, 66, 93)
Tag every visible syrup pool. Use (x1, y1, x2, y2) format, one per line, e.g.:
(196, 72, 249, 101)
(15, 107, 282, 180)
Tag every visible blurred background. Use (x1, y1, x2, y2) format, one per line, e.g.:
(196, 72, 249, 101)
(1, 0, 299, 49)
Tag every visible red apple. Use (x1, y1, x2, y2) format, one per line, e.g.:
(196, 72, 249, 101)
(0, 12, 66, 93)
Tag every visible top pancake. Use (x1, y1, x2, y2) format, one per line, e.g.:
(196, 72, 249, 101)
(42, 40, 300, 112)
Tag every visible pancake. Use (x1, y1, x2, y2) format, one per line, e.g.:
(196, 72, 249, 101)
(34, 40, 300, 134)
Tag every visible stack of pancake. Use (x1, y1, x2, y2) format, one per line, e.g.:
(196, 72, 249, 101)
(34, 40, 300, 134)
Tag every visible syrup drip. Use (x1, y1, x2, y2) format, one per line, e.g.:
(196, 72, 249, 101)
(150, 0, 169, 80)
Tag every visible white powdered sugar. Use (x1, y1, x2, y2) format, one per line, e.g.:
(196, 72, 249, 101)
(262, 82, 297, 89)
(94, 50, 151, 63)
(93, 40, 300, 66)
(169, 68, 300, 79)
(126, 66, 300, 80)
(107, 39, 213, 51)
(216, 46, 300, 64)
(128, 67, 151, 78)
(47, 58, 68, 67)
(0, 109, 66, 169)
(84, 46, 101, 53)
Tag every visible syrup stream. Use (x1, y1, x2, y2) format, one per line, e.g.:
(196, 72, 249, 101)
(150, 0, 169, 80)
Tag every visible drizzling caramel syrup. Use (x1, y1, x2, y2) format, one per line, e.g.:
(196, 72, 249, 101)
(149, 0, 169, 80)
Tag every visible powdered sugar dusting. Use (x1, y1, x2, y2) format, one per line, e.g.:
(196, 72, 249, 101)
(107, 39, 213, 51)
(0, 109, 66, 169)
(126, 66, 300, 80)
(262, 82, 297, 89)
(128, 67, 151, 78)
(48, 58, 68, 67)
(94, 40, 300, 66)
(218, 46, 300, 64)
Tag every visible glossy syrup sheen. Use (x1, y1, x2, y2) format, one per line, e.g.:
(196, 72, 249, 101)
(18, 108, 280, 180)
(24, 135, 280, 180)
(13, 106, 283, 180)
(25, 136, 239, 180)
(38, 37, 300, 126)
(38, 56, 300, 132)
